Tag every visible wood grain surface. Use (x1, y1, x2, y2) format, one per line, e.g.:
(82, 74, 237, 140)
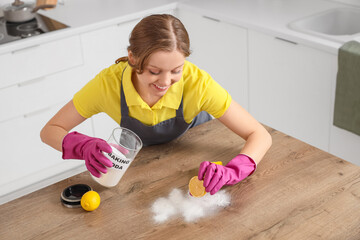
(1, 119, 360, 240)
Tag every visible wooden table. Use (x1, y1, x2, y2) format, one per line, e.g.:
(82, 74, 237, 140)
(1, 119, 360, 239)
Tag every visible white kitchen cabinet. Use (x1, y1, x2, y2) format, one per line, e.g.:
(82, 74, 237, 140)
(0, 34, 90, 204)
(0, 102, 93, 204)
(248, 30, 337, 152)
(80, 9, 175, 82)
(0, 35, 83, 89)
(80, 19, 140, 139)
(329, 77, 360, 165)
(330, 126, 360, 165)
(176, 10, 249, 109)
(80, 19, 140, 81)
(0, 64, 87, 122)
(92, 113, 119, 140)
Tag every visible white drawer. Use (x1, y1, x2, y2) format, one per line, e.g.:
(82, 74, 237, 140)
(0, 102, 93, 199)
(0, 35, 83, 89)
(0, 64, 88, 122)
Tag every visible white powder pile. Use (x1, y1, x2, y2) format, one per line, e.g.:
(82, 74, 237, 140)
(151, 188, 231, 223)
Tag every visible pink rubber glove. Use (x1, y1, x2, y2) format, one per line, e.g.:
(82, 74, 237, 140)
(198, 154, 257, 195)
(62, 132, 113, 178)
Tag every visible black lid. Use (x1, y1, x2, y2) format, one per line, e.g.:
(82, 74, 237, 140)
(60, 184, 92, 208)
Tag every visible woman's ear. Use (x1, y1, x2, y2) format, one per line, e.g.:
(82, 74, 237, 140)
(128, 50, 136, 66)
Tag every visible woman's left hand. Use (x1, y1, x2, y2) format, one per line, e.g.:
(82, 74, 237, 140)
(198, 154, 256, 195)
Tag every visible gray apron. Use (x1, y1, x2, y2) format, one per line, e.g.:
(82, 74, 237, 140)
(120, 66, 212, 146)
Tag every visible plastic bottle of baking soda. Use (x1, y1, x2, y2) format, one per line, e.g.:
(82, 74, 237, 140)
(91, 145, 132, 187)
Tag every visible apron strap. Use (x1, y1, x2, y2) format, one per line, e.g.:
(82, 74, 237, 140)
(176, 99, 184, 117)
(120, 66, 130, 117)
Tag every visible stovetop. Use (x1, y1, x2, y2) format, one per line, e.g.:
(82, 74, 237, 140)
(0, 14, 68, 45)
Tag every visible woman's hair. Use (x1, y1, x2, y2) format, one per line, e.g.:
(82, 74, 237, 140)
(115, 14, 190, 73)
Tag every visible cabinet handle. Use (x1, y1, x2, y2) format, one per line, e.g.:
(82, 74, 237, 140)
(24, 107, 51, 118)
(11, 44, 40, 54)
(202, 16, 220, 22)
(275, 37, 298, 45)
(17, 76, 46, 87)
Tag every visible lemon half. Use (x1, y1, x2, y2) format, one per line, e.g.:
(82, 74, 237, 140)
(188, 161, 223, 197)
(189, 176, 207, 197)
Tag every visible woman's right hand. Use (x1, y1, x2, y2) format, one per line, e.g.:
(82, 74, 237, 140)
(62, 132, 113, 178)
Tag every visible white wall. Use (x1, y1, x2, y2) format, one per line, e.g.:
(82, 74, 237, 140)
(0, 0, 12, 17)
(0, 0, 13, 5)
(329, 0, 360, 7)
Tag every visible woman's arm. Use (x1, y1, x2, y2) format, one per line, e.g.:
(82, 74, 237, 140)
(40, 100, 87, 152)
(218, 100, 272, 164)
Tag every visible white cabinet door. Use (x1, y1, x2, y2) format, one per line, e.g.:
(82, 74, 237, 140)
(330, 126, 360, 165)
(0, 65, 85, 122)
(92, 113, 119, 140)
(248, 30, 337, 152)
(80, 19, 140, 81)
(0, 35, 83, 89)
(329, 74, 360, 164)
(177, 10, 249, 109)
(0, 102, 93, 204)
(80, 19, 140, 139)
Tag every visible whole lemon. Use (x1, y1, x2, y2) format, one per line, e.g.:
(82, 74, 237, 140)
(81, 191, 101, 211)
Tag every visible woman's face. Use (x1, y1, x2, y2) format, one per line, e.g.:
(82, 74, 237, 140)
(132, 50, 185, 103)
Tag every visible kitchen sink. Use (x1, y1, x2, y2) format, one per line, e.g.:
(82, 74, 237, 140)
(288, 8, 360, 43)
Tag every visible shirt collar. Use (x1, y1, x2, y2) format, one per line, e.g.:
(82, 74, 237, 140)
(122, 64, 183, 110)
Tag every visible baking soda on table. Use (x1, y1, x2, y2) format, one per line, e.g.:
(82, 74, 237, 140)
(91, 146, 132, 187)
(151, 188, 231, 223)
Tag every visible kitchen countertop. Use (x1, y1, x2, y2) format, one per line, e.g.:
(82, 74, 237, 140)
(1, 119, 360, 239)
(0, 0, 180, 54)
(178, 0, 353, 53)
(1, 0, 360, 55)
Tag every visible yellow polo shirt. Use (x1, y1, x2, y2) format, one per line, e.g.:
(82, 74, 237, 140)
(73, 60, 232, 126)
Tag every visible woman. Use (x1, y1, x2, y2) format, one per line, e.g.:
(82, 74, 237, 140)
(40, 14, 272, 195)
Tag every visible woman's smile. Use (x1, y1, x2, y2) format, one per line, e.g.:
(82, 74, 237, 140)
(153, 83, 170, 91)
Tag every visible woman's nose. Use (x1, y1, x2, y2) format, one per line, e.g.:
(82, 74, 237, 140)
(159, 72, 172, 86)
